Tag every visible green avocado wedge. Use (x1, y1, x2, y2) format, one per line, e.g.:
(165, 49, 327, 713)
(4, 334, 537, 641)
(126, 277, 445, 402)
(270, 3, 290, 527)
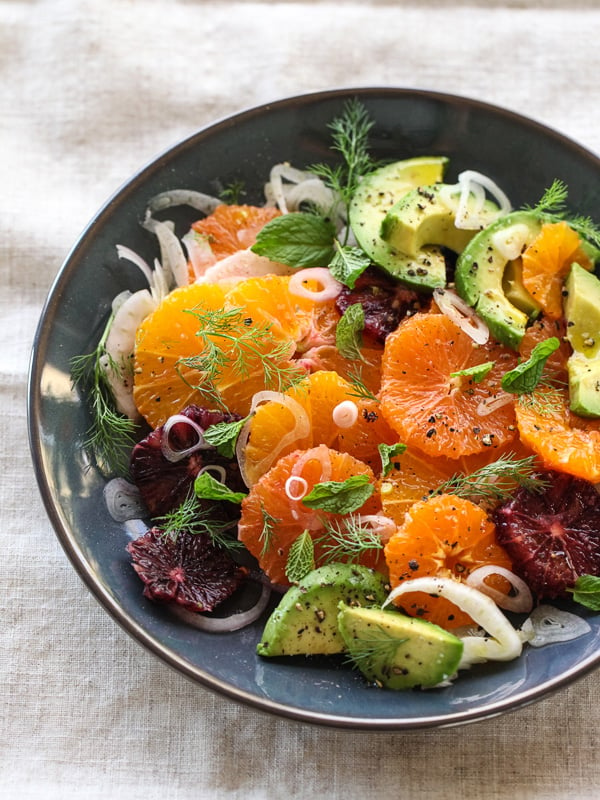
(256, 563, 388, 657)
(565, 262, 600, 418)
(454, 210, 544, 349)
(349, 156, 449, 291)
(337, 603, 463, 690)
(380, 182, 500, 257)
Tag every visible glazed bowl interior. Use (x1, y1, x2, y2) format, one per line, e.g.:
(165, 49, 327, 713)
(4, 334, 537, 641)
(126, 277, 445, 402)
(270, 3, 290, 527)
(28, 88, 600, 729)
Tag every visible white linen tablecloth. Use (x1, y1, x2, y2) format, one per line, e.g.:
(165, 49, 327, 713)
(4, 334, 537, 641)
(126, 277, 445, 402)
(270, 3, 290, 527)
(3, 1, 600, 797)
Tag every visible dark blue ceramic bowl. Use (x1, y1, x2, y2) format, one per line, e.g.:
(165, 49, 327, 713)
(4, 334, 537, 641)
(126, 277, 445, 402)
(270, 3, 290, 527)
(28, 88, 600, 729)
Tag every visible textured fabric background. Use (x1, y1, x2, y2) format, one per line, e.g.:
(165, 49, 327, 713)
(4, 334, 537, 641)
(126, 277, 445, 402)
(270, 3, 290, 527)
(3, 0, 600, 797)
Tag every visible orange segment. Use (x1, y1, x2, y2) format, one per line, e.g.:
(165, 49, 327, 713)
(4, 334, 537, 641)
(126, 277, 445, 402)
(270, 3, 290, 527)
(191, 204, 281, 260)
(238, 445, 384, 585)
(384, 494, 513, 629)
(515, 387, 600, 482)
(133, 282, 229, 427)
(240, 370, 397, 487)
(133, 278, 310, 427)
(380, 312, 519, 459)
(521, 221, 593, 319)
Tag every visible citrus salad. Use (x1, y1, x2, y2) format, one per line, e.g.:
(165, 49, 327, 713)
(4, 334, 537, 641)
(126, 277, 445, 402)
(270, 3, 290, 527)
(73, 100, 600, 690)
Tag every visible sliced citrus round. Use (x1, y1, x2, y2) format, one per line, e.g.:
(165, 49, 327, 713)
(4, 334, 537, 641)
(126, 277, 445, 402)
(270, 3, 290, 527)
(521, 221, 593, 319)
(238, 445, 384, 585)
(380, 312, 519, 459)
(191, 204, 281, 260)
(515, 385, 600, 482)
(384, 493, 513, 629)
(133, 278, 305, 427)
(239, 371, 397, 487)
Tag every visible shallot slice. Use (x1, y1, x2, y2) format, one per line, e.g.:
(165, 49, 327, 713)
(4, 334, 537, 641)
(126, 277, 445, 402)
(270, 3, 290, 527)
(433, 287, 490, 345)
(289, 268, 343, 302)
(160, 414, 212, 462)
(466, 565, 533, 613)
(454, 170, 511, 230)
(332, 400, 359, 429)
(285, 476, 309, 501)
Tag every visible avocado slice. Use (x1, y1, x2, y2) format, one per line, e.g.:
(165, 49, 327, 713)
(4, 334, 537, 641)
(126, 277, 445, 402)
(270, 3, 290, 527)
(380, 182, 501, 258)
(337, 603, 463, 690)
(256, 563, 388, 657)
(455, 210, 543, 349)
(349, 156, 449, 291)
(565, 263, 600, 418)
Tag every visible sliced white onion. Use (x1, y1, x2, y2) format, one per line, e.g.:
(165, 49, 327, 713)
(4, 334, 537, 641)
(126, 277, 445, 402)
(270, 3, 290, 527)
(520, 604, 592, 647)
(285, 476, 309, 501)
(289, 268, 343, 301)
(168, 582, 271, 633)
(466, 565, 533, 613)
(116, 244, 154, 285)
(332, 400, 359, 429)
(104, 478, 146, 522)
(160, 414, 213, 462)
(198, 464, 227, 483)
(433, 287, 490, 345)
(146, 189, 221, 216)
(454, 170, 512, 230)
(384, 576, 523, 669)
(235, 391, 311, 487)
(476, 392, 514, 417)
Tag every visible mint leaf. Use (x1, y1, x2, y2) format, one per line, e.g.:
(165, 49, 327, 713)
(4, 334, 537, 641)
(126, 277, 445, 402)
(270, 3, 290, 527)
(450, 361, 495, 384)
(567, 574, 600, 611)
(501, 337, 560, 394)
(378, 442, 407, 476)
(302, 474, 374, 514)
(336, 302, 364, 360)
(250, 212, 336, 268)
(203, 416, 249, 459)
(285, 531, 315, 583)
(328, 241, 370, 288)
(194, 471, 247, 504)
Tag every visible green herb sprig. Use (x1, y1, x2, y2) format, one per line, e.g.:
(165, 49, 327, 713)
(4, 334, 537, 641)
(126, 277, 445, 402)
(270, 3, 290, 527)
(528, 180, 600, 248)
(316, 514, 384, 565)
(178, 305, 305, 410)
(70, 312, 138, 475)
(433, 453, 548, 505)
(156, 493, 242, 552)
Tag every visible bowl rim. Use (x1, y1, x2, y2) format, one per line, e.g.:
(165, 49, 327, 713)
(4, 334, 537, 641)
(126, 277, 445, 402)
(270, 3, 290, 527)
(27, 86, 600, 730)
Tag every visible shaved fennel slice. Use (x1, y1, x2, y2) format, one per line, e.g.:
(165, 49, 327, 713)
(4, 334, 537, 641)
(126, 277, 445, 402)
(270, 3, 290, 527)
(384, 577, 523, 669)
(102, 288, 158, 419)
(142, 213, 189, 287)
(145, 189, 220, 216)
(521, 605, 592, 647)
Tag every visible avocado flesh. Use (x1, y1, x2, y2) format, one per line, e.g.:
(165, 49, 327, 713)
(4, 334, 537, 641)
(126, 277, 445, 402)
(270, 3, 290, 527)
(565, 263, 600, 418)
(349, 156, 448, 291)
(256, 563, 388, 657)
(337, 604, 463, 690)
(502, 259, 542, 319)
(380, 182, 501, 258)
(455, 210, 543, 349)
